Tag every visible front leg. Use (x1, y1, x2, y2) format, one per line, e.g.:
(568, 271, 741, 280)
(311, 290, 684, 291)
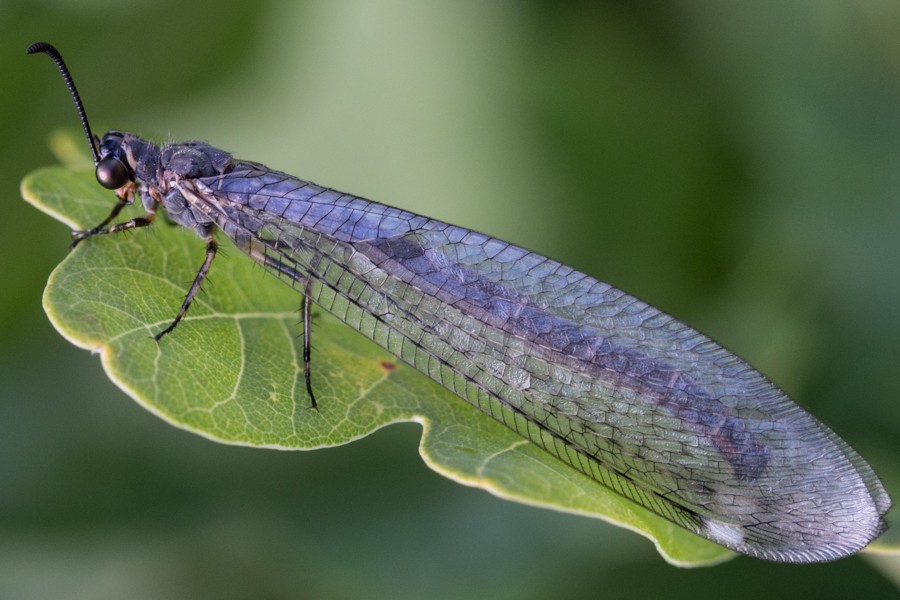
(71, 181, 157, 248)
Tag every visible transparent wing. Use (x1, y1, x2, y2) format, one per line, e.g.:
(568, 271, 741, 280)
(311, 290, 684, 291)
(185, 163, 889, 562)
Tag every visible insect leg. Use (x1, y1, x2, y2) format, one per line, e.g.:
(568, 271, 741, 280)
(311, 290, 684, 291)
(71, 199, 131, 247)
(71, 182, 152, 248)
(153, 232, 218, 341)
(302, 283, 317, 410)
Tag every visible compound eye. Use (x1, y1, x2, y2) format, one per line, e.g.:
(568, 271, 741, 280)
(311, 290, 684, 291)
(95, 156, 130, 189)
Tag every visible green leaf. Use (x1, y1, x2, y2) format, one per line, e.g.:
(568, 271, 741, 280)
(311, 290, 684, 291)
(22, 162, 734, 567)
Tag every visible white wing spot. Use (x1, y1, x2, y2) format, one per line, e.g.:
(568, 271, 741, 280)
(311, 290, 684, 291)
(703, 518, 745, 548)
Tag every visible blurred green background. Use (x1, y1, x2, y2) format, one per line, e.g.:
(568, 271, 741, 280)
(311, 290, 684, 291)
(2, 1, 899, 598)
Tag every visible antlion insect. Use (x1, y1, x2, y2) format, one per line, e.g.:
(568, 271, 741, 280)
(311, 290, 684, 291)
(28, 42, 890, 563)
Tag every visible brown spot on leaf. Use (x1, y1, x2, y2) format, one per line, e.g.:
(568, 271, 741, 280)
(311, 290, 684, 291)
(379, 360, 397, 372)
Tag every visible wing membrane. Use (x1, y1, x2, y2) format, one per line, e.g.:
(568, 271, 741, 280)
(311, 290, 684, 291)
(185, 162, 889, 562)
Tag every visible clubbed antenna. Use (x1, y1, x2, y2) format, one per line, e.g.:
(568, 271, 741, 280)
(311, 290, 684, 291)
(26, 42, 100, 164)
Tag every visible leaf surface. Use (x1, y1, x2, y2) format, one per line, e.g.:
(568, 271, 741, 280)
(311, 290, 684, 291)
(23, 163, 735, 566)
